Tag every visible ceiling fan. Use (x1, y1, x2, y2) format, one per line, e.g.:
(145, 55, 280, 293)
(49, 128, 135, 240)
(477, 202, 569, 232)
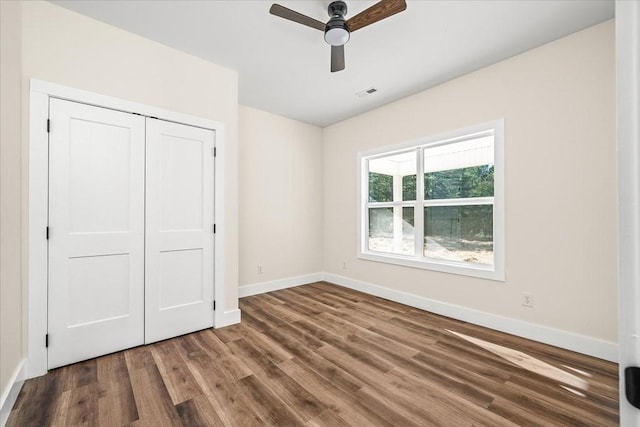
(269, 0, 407, 72)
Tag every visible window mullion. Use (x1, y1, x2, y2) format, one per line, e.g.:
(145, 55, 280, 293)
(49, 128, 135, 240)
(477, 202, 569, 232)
(362, 158, 370, 254)
(424, 197, 494, 207)
(392, 175, 403, 253)
(415, 147, 425, 260)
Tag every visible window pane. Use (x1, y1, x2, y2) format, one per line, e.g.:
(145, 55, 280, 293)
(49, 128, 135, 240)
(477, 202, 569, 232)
(424, 205, 493, 265)
(369, 172, 392, 202)
(369, 151, 416, 202)
(425, 165, 494, 199)
(424, 136, 494, 200)
(402, 175, 416, 201)
(369, 207, 415, 255)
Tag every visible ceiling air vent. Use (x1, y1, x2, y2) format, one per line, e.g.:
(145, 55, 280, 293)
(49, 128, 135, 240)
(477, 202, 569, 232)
(356, 87, 377, 98)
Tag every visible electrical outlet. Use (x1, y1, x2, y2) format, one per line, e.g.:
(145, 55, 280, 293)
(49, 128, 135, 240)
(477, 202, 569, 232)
(522, 293, 534, 308)
(342, 260, 347, 269)
(257, 265, 263, 274)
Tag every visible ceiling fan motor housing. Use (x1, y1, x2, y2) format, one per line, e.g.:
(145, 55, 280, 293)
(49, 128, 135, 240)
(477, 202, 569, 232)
(324, 1, 350, 46)
(328, 1, 348, 17)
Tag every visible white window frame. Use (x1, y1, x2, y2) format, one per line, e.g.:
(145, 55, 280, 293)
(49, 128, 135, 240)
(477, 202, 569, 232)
(357, 119, 505, 281)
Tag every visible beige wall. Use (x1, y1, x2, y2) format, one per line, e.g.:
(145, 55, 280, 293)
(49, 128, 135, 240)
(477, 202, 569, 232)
(238, 106, 323, 287)
(20, 1, 239, 319)
(323, 21, 617, 343)
(1, 0, 24, 399)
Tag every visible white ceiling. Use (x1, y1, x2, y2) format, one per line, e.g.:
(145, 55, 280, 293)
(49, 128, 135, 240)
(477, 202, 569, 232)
(52, 0, 614, 127)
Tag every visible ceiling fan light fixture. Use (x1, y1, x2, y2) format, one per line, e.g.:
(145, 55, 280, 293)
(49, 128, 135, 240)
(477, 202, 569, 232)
(324, 24, 350, 46)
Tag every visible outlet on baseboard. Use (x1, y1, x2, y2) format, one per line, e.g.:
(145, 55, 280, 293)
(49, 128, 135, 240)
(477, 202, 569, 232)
(522, 292, 534, 308)
(257, 265, 263, 274)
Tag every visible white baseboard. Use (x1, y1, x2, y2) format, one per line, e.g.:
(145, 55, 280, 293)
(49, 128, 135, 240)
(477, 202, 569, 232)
(239, 273, 324, 298)
(215, 308, 242, 328)
(323, 273, 618, 362)
(1, 359, 25, 427)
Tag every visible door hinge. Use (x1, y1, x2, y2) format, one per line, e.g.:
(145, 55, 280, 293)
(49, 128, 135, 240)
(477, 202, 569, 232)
(212, 147, 217, 157)
(45, 334, 49, 348)
(213, 300, 216, 310)
(46, 119, 50, 133)
(46, 226, 49, 240)
(213, 224, 216, 234)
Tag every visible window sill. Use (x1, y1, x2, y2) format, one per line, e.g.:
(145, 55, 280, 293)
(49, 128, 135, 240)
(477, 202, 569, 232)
(358, 251, 505, 281)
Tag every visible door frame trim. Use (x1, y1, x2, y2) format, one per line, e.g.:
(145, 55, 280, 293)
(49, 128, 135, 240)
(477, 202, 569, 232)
(616, 2, 640, 424)
(27, 79, 227, 378)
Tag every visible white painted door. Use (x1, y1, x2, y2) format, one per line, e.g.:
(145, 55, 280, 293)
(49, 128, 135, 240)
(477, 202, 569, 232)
(48, 99, 145, 369)
(145, 119, 215, 343)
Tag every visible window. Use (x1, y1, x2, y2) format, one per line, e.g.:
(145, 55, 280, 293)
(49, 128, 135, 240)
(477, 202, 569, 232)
(359, 120, 504, 280)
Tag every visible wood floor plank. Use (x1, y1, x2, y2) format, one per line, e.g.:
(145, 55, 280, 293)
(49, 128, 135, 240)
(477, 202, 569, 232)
(241, 298, 288, 329)
(96, 352, 139, 425)
(150, 339, 203, 405)
(174, 397, 210, 426)
(306, 408, 351, 427)
(126, 361, 182, 426)
(7, 371, 64, 425)
(195, 329, 254, 381)
(199, 379, 265, 426)
(386, 367, 518, 427)
(177, 333, 250, 388)
(7, 281, 619, 427)
(503, 379, 618, 426)
(253, 292, 287, 305)
(259, 326, 365, 394)
(230, 323, 294, 364)
(351, 333, 498, 408)
(488, 396, 557, 427)
(55, 358, 98, 393)
(124, 345, 155, 371)
(277, 358, 395, 427)
(236, 374, 307, 426)
(211, 323, 243, 343)
(227, 338, 328, 422)
(174, 393, 226, 426)
(353, 385, 439, 427)
(64, 382, 98, 426)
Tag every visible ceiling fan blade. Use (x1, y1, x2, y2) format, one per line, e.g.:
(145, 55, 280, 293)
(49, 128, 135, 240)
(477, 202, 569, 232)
(347, 0, 407, 32)
(331, 45, 345, 73)
(269, 4, 326, 31)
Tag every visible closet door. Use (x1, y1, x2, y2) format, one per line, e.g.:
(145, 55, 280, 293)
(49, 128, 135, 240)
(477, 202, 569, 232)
(145, 119, 215, 343)
(48, 99, 145, 369)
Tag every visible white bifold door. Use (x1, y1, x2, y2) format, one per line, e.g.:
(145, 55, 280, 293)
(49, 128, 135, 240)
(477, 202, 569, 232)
(48, 99, 146, 369)
(48, 99, 215, 369)
(145, 119, 215, 344)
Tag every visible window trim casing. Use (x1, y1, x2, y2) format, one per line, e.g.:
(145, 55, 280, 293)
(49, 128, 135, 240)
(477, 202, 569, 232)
(357, 119, 505, 281)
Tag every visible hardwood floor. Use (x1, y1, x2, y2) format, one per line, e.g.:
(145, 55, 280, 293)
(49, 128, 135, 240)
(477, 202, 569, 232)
(7, 282, 619, 426)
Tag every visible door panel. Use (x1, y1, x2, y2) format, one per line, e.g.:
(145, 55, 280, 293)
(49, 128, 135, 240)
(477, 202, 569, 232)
(145, 119, 215, 343)
(48, 99, 145, 369)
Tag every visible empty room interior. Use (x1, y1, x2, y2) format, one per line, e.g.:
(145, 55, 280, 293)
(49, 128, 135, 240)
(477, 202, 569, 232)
(1, 0, 639, 426)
